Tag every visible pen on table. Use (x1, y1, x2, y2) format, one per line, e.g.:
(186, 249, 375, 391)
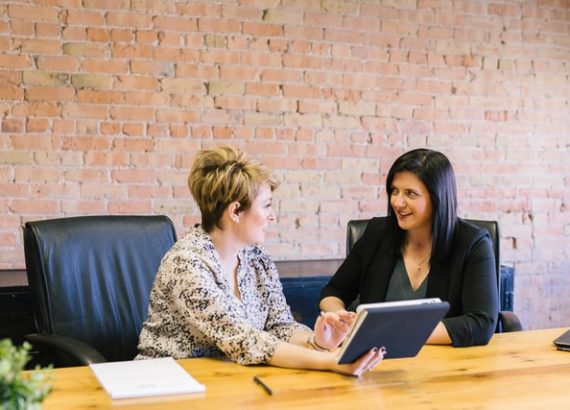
(253, 375, 273, 396)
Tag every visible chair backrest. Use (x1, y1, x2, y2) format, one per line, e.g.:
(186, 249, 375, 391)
(24, 215, 176, 363)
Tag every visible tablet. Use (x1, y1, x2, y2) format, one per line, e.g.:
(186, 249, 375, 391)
(553, 329, 570, 352)
(337, 298, 450, 364)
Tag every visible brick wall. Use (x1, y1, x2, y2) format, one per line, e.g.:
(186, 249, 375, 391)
(1, 0, 569, 330)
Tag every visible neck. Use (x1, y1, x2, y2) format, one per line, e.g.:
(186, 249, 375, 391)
(209, 227, 240, 274)
(404, 229, 432, 252)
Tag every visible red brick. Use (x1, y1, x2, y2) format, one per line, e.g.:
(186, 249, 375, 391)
(111, 29, 134, 42)
(61, 200, 107, 214)
(111, 44, 153, 59)
(115, 75, 157, 90)
(26, 118, 50, 133)
(8, 4, 60, 21)
(243, 22, 283, 37)
(62, 26, 87, 41)
(213, 96, 255, 111)
(283, 24, 323, 41)
(0, 183, 28, 198)
(67, 9, 105, 27)
(77, 90, 122, 104)
(111, 106, 154, 121)
(0, 54, 32, 69)
(2, 119, 24, 133)
(82, 59, 128, 74)
(121, 123, 145, 136)
(241, 51, 282, 67)
(123, 91, 170, 106)
(260, 69, 302, 83)
(62, 135, 112, 150)
(8, 20, 33, 36)
(37, 56, 81, 72)
(26, 87, 75, 102)
(84, 152, 130, 167)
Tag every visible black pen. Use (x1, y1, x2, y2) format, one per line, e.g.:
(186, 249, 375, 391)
(253, 375, 273, 396)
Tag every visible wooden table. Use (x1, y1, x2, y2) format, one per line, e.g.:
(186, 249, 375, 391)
(40, 327, 570, 409)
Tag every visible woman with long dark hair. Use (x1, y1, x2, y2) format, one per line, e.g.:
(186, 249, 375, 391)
(320, 149, 499, 346)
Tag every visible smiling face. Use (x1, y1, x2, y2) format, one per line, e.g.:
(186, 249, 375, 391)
(389, 171, 434, 234)
(236, 183, 275, 246)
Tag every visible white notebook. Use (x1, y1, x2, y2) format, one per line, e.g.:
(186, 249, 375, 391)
(90, 357, 206, 400)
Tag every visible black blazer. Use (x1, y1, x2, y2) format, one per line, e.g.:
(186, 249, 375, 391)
(320, 217, 499, 346)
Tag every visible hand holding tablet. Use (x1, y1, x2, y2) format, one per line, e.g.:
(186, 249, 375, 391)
(337, 298, 450, 364)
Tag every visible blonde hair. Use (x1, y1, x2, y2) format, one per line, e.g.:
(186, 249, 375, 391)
(188, 146, 278, 232)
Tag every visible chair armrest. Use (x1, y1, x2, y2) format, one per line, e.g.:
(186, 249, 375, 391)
(498, 311, 523, 333)
(25, 333, 107, 366)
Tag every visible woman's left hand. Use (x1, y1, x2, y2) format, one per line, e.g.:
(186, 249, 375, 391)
(313, 310, 355, 350)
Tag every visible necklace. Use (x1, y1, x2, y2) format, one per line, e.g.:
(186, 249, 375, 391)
(414, 253, 431, 273)
(403, 242, 431, 274)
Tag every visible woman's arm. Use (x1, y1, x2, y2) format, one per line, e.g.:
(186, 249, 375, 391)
(442, 232, 499, 346)
(268, 341, 385, 377)
(426, 322, 451, 344)
(319, 296, 346, 312)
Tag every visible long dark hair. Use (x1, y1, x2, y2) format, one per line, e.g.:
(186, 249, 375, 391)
(385, 148, 458, 261)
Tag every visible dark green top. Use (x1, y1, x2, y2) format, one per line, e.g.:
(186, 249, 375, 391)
(385, 257, 428, 301)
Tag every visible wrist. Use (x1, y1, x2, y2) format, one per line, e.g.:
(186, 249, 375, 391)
(307, 334, 329, 352)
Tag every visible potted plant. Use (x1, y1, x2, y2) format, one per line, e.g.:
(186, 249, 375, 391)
(0, 339, 51, 410)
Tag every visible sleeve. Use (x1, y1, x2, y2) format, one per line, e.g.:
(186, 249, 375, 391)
(168, 257, 282, 365)
(443, 233, 499, 346)
(259, 253, 312, 338)
(319, 224, 372, 307)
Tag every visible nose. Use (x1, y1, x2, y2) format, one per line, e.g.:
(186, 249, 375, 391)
(393, 193, 405, 208)
(268, 210, 276, 221)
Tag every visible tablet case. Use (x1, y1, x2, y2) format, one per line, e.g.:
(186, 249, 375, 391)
(337, 298, 450, 364)
(553, 329, 570, 352)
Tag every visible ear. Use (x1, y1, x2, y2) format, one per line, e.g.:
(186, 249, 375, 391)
(227, 202, 241, 223)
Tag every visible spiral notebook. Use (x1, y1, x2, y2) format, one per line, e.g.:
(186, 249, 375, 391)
(337, 298, 450, 364)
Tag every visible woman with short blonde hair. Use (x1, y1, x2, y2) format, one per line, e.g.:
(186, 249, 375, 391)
(138, 145, 384, 376)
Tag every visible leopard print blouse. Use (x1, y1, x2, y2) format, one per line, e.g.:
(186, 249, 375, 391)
(136, 225, 310, 365)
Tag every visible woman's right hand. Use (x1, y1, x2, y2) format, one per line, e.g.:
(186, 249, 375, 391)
(313, 310, 355, 350)
(328, 346, 386, 377)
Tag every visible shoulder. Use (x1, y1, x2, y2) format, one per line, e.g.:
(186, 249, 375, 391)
(367, 216, 390, 231)
(162, 227, 208, 261)
(455, 219, 490, 241)
(453, 219, 493, 252)
(349, 216, 393, 256)
(157, 226, 218, 278)
(241, 245, 276, 273)
(361, 216, 392, 243)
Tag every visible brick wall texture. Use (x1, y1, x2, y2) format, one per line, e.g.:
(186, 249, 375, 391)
(1, 0, 569, 330)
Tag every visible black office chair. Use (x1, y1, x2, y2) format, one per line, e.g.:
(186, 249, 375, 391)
(23, 215, 177, 367)
(346, 218, 522, 333)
